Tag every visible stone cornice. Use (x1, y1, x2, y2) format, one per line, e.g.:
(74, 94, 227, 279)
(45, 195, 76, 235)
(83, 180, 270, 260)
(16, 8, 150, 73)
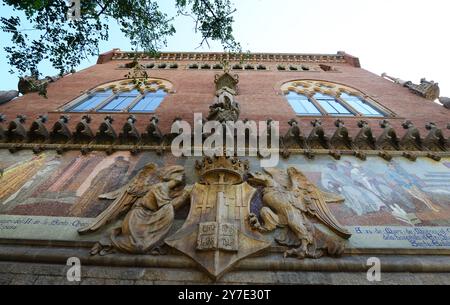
(105, 50, 350, 65)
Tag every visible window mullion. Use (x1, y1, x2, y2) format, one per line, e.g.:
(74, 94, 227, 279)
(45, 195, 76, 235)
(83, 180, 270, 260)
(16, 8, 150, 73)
(94, 92, 117, 111)
(64, 93, 90, 111)
(336, 96, 361, 116)
(126, 94, 144, 112)
(309, 96, 327, 115)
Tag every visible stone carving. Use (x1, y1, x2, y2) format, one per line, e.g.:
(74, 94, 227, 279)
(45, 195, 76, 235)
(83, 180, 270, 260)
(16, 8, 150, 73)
(307, 119, 329, 149)
(78, 153, 355, 280)
(354, 120, 375, 150)
(50, 115, 72, 144)
(6, 115, 27, 143)
(166, 156, 269, 280)
(400, 121, 422, 151)
(247, 167, 351, 259)
(163, 117, 184, 148)
(330, 119, 352, 150)
(283, 119, 304, 149)
(376, 120, 399, 151)
(207, 90, 240, 122)
(74, 115, 94, 144)
(143, 116, 163, 145)
(79, 164, 191, 255)
(214, 72, 239, 95)
(327, 119, 354, 160)
(120, 115, 141, 145)
(382, 73, 440, 101)
(96, 115, 117, 145)
(18, 75, 62, 95)
(28, 115, 49, 143)
(423, 122, 447, 152)
(281, 119, 305, 158)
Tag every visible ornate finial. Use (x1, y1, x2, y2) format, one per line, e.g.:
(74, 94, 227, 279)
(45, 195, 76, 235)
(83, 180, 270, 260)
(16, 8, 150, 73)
(382, 73, 440, 100)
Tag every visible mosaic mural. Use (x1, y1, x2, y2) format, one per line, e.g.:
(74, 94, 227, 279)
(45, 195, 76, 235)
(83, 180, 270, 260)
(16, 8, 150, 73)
(0, 150, 449, 229)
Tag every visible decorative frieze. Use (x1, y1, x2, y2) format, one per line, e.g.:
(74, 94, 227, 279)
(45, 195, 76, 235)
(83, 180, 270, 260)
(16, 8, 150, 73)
(0, 114, 448, 161)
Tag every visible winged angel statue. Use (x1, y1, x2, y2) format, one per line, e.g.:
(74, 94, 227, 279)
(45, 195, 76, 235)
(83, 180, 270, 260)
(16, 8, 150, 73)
(247, 167, 352, 259)
(78, 163, 191, 255)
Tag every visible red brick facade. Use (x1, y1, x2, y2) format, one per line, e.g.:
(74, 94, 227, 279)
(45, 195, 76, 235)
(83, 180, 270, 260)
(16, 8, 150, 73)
(1, 50, 448, 139)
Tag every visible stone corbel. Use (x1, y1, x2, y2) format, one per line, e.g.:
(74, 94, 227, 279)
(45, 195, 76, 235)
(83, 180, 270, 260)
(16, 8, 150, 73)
(159, 117, 184, 155)
(423, 122, 446, 152)
(143, 116, 164, 146)
(50, 115, 72, 146)
(28, 115, 50, 154)
(95, 115, 118, 147)
(120, 115, 141, 145)
(6, 114, 28, 144)
(376, 120, 399, 161)
(330, 119, 352, 150)
(281, 119, 304, 159)
(307, 119, 330, 150)
(399, 120, 421, 161)
(354, 120, 375, 151)
(74, 115, 94, 145)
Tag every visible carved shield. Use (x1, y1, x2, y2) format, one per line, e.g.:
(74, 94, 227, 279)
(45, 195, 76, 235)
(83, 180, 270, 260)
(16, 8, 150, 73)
(165, 182, 270, 280)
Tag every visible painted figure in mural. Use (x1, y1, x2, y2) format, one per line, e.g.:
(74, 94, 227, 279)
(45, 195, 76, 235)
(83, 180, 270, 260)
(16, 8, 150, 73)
(386, 161, 440, 212)
(321, 163, 385, 216)
(78, 164, 191, 255)
(0, 154, 61, 210)
(248, 167, 351, 259)
(0, 154, 46, 205)
(70, 155, 131, 217)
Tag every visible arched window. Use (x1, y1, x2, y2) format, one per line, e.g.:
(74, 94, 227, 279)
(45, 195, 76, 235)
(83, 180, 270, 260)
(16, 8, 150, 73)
(63, 79, 172, 113)
(281, 80, 391, 117)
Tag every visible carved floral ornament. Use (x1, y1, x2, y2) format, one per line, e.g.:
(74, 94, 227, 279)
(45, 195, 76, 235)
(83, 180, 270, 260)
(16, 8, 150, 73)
(92, 78, 173, 94)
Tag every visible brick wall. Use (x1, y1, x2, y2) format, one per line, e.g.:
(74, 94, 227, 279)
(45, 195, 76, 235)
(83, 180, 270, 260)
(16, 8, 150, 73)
(1, 52, 448, 140)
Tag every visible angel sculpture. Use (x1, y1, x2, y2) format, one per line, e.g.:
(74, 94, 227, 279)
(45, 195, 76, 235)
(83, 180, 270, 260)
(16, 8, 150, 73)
(78, 164, 191, 256)
(247, 167, 352, 259)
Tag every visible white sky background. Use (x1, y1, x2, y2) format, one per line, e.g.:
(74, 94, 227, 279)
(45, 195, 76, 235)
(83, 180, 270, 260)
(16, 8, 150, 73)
(1, 0, 450, 99)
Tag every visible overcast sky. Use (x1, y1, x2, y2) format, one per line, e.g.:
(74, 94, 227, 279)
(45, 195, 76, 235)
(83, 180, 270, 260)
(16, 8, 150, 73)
(1, 0, 449, 99)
